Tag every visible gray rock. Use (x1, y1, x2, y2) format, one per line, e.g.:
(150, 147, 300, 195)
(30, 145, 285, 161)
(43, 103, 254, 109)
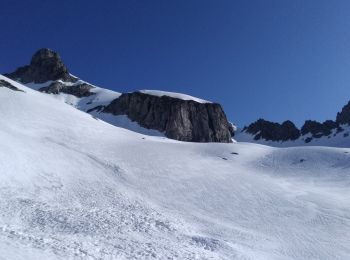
(300, 120, 338, 138)
(39, 82, 95, 98)
(103, 92, 233, 143)
(336, 101, 350, 125)
(0, 79, 24, 92)
(244, 119, 300, 141)
(5, 48, 77, 84)
(244, 100, 350, 142)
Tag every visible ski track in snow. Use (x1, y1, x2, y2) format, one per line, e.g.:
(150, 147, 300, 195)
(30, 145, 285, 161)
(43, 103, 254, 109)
(0, 75, 350, 259)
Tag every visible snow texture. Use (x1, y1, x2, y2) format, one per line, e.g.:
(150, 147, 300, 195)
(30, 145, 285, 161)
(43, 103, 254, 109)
(0, 75, 350, 259)
(139, 90, 211, 103)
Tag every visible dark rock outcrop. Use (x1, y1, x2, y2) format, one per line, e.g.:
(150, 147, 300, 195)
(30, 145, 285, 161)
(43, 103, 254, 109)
(243, 102, 350, 143)
(39, 82, 95, 98)
(104, 92, 233, 143)
(336, 101, 350, 125)
(5, 48, 77, 83)
(0, 79, 24, 92)
(244, 119, 300, 141)
(300, 120, 337, 138)
(244, 117, 342, 142)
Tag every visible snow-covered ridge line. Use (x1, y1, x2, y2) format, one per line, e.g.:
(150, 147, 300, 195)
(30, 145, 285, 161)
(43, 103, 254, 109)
(139, 90, 211, 103)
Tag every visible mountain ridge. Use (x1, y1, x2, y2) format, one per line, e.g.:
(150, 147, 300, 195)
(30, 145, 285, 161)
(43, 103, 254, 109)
(237, 100, 350, 146)
(5, 48, 350, 147)
(4, 48, 233, 143)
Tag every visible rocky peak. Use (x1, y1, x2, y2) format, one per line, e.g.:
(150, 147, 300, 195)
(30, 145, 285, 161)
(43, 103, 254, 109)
(300, 120, 338, 138)
(336, 101, 350, 125)
(244, 119, 300, 141)
(30, 48, 62, 67)
(5, 48, 77, 84)
(243, 100, 350, 143)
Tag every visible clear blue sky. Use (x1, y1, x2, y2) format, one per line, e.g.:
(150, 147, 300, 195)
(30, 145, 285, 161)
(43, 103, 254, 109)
(1, 0, 350, 127)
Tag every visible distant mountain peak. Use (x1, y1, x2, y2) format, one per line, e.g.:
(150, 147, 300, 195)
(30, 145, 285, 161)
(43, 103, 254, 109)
(336, 100, 350, 125)
(30, 48, 61, 66)
(5, 48, 77, 84)
(238, 101, 350, 146)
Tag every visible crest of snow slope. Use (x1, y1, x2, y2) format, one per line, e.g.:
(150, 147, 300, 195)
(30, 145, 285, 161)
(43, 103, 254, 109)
(1, 74, 350, 259)
(139, 90, 211, 103)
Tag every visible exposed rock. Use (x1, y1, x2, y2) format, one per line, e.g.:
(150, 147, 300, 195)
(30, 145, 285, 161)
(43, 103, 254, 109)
(243, 99, 350, 143)
(0, 80, 24, 92)
(5, 48, 77, 83)
(244, 119, 300, 141)
(87, 105, 104, 113)
(300, 120, 338, 138)
(39, 82, 95, 98)
(336, 101, 350, 125)
(323, 120, 339, 130)
(103, 92, 233, 143)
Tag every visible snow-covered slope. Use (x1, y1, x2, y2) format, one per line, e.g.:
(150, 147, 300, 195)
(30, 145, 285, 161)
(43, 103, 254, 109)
(139, 90, 210, 103)
(1, 74, 350, 259)
(25, 81, 214, 137)
(27, 78, 121, 112)
(26, 79, 166, 136)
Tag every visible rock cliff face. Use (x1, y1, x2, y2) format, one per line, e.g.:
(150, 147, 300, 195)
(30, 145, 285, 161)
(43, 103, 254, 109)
(5, 48, 77, 83)
(104, 92, 234, 143)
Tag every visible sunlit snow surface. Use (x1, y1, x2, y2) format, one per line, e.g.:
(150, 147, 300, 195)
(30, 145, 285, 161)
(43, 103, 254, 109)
(139, 90, 211, 103)
(1, 75, 350, 259)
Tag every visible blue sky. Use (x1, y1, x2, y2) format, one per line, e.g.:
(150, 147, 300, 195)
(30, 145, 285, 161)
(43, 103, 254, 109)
(1, 0, 350, 127)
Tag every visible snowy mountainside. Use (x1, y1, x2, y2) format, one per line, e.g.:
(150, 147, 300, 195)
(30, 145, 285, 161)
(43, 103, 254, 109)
(27, 79, 164, 136)
(1, 74, 350, 259)
(7, 48, 227, 140)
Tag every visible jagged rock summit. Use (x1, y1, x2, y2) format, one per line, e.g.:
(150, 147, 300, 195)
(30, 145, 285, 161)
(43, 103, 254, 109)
(336, 101, 350, 125)
(240, 101, 350, 145)
(244, 119, 300, 141)
(5, 48, 234, 143)
(5, 48, 77, 83)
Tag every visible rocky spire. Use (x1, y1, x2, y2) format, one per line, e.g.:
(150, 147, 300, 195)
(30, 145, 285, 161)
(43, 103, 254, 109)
(336, 101, 350, 125)
(5, 48, 77, 84)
